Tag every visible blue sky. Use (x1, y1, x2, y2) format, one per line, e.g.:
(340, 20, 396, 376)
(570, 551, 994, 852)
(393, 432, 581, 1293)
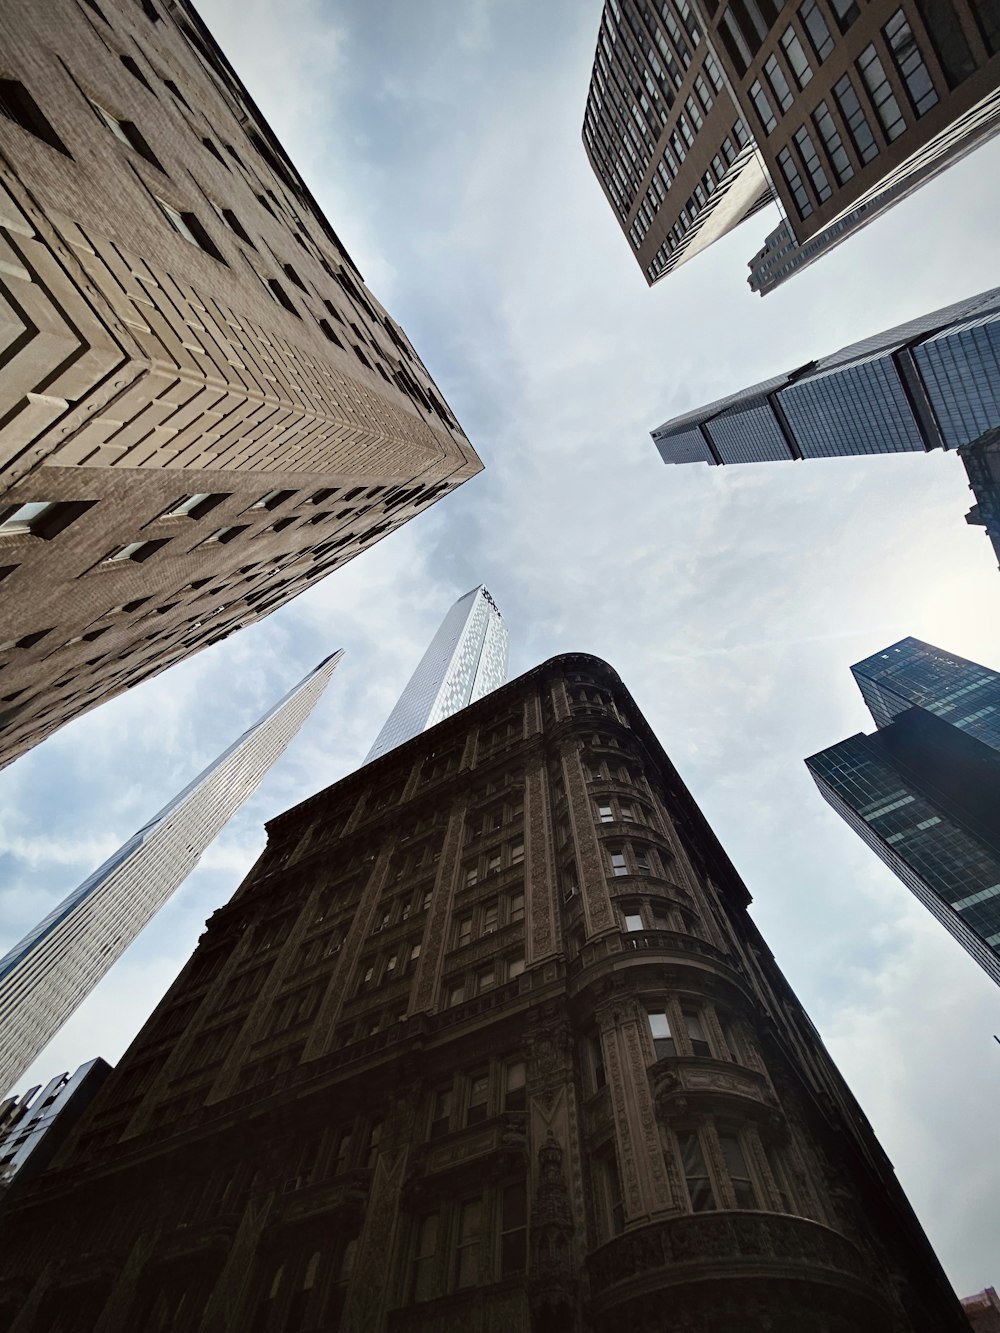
(2, 0, 1000, 1296)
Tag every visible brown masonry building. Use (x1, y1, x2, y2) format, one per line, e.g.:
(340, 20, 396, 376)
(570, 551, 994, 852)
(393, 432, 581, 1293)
(0, 0, 481, 769)
(0, 654, 967, 1332)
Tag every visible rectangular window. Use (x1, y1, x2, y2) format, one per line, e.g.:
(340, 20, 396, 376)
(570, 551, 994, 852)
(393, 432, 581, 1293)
(510, 840, 524, 866)
(412, 1213, 438, 1302)
(598, 1148, 625, 1235)
(500, 1182, 528, 1275)
(507, 955, 525, 981)
(504, 1060, 527, 1111)
(509, 891, 524, 923)
(764, 55, 793, 112)
(829, 0, 859, 29)
(455, 1199, 482, 1288)
(588, 1033, 607, 1091)
(780, 26, 813, 86)
(793, 125, 832, 201)
(812, 100, 854, 183)
(680, 1133, 715, 1211)
(430, 1088, 452, 1139)
(777, 146, 813, 218)
(749, 79, 777, 133)
(883, 10, 939, 116)
(648, 1010, 676, 1059)
(720, 1133, 758, 1207)
(448, 980, 465, 1006)
(798, 0, 834, 59)
(609, 850, 628, 877)
(0, 79, 70, 154)
(597, 802, 614, 823)
(365, 1121, 382, 1167)
(857, 44, 906, 140)
(476, 964, 496, 994)
(684, 1010, 711, 1057)
(481, 900, 499, 934)
(455, 916, 473, 948)
(623, 908, 644, 932)
(634, 847, 653, 875)
(467, 1072, 490, 1125)
(91, 100, 161, 167)
(914, 0, 978, 84)
(155, 196, 223, 259)
(833, 73, 879, 161)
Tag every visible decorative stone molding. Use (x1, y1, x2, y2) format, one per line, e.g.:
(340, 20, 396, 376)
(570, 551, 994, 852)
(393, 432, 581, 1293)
(528, 1133, 577, 1333)
(651, 1057, 780, 1121)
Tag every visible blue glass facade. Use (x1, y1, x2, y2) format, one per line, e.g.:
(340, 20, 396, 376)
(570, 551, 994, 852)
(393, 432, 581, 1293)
(652, 285, 1000, 466)
(807, 637, 1000, 988)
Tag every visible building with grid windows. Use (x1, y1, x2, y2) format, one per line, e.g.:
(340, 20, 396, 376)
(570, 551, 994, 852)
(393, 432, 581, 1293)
(364, 585, 509, 765)
(807, 637, 1000, 988)
(0, 651, 341, 1097)
(960, 427, 1000, 571)
(0, 654, 968, 1332)
(652, 284, 1000, 466)
(583, 0, 1000, 291)
(0, 0, 481, 772)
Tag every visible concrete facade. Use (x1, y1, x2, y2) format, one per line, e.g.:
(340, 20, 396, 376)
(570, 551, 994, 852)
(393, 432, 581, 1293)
(0, 0, 481, 769)
(0, 654, 966, 1332)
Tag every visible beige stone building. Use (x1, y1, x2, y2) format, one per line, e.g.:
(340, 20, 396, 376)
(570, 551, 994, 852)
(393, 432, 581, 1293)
(0, 0, 481, 769)
(0, 654, 967, 1332)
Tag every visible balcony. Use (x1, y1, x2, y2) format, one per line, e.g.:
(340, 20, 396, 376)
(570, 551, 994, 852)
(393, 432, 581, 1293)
(568, 929, 736, 979)
(402, 1115, 528, 1204)
(272, 1168, 370, 1227)
(649, 1055, 778, 1119)
(156, 1212, 241, 1262)
(588, 1212, 889, 1329)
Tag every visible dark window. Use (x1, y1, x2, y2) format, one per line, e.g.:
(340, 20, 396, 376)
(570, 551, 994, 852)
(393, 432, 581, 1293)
(812, 100, 855, 183)
(0, 80, 70, 154)
(967, 0, 1000, 53)
(883, 10, 939, 115)
(828, 0, 860, 28)
(764, 54, 793, 111)
(793, 125, 832, 201)
(833, 73, 880, 161)
(429, 1087, 452, 1139)
(318, 318, 343, 347)
(155, 197, 225, 260)
(120, 54, 152, 90)
(283, 262, 307, 291)
(780, 25, 813, 86)
(218, 207, 254, 245)
(749, 80, 777, 133)
(914, 0, 978, 81)
(680, 1133, 715, 1211)
(466, 1072, 489, 1125)
(455, 1198, 482, 1288)
(777, 146, 813, 218)
(798, 0, 834, 59)
(411, 1213, 438, 1302)
(857, 44, 907, 140)
(504, 1060, 526, 1111)
(684, 1010, 712, 1057)
(720, 1133, 758, 1207)
(267, 279, 299, 315)
(500, 1183, 527, 1275)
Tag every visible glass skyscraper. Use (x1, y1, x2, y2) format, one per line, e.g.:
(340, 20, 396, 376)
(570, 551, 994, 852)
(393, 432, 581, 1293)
(652, 285, 1000, 466)
(806, 637, 1000, 988)
(364, 586, 508, 763)
(0, 653, 341, 1095)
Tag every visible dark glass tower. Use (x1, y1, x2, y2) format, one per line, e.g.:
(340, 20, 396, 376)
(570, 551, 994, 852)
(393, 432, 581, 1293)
(652, 285, 1000, 466)
(807, 637, 1000, 988)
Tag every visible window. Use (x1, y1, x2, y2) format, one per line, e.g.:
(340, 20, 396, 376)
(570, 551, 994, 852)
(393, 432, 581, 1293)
(509, 891, 524, 923)
(448, 980, 465, 1006)
(915, 0, 978, 83)
(467, 1072, 489, 1125)
(203, 525, 247, 544)
(411, 1213, 438, 1302)
(0, 80, 70, 154)
(684, 1010, 711, 1057)
(596, 1148, 624, 1236)
(765, 54, 794, 111)
(884, 10, 939, 115)
(609, 849, 628, 877)
(0, 501, 91, 540)
(91, 100, 161, 167)
(777, 146, 813, 218)
(793, 126, 832, 201)
(828, 0, 859, 29)
(680, 1132, 715, 1211)
(749, 80, 777, 133)
(633, 847, 653, 875)
(429, 1087, 452, 1139)
(720, 1133, 757, 1207)
(267, 278, 299, 314)
(597, 802, 614, 823)
(252, 490, 295, 510)
(798, 0, 834, 59)
(780, 26, 813, 86)
(500, 1183, 527, 1274)
(162, 493, 226, 519)
(812, 100, 854, 183)
(622, 907, 644, 933)
(155, 197, 223, 259)
(833, 73, 879, 161)
(504, 1060, 526, 1111)
(475, 964, 496, 994)
(587, 1033, 606, 1092)
(481, 900, 499, 934)
(365, 1121, 382, 1168)
(857, 44, 906, 140)
(455, 1199, 482, 1288)
(649, 1010, 675, 1059)
(103, 539, 168, 563)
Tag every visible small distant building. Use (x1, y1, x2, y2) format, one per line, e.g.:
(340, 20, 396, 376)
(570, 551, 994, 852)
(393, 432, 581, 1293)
(0, 1059, 111, 1207)
(963, 1287, 1000, 1333)
(960, 428, 1000, 571)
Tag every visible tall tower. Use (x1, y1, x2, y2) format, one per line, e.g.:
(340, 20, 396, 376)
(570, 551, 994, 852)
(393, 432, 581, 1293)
(0, 655, 966, 1332)
(807, 637, 1000, 987)
(583, 0, 1000, 292)
(652, 284, 1000, 465)
(364, 585, 508, 763)
(0, 652, 341, 1096)
(0, 0, 481, 770)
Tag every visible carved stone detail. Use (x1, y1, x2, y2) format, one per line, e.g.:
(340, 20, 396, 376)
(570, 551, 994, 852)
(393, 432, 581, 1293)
(528, 1133, 577, 1333)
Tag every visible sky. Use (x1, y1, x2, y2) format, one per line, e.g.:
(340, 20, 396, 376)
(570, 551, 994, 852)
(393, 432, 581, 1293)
(2, 0, 1000, 1298)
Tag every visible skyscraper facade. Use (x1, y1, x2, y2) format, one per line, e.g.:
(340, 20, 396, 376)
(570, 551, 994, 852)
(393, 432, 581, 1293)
(364, 585, 508, 763)
(0, 651, 341, 1096)
(652, 284, 1000, 465)
(584, 0, 1000, 292)
(960, 426, 1000, 570)
(807, 637, 1000, 988)
(0, 0, 481, 771)
(0, 655, 967, 1332)
(0, 1059, 111, 1204)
